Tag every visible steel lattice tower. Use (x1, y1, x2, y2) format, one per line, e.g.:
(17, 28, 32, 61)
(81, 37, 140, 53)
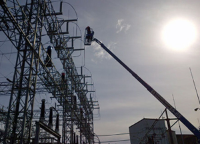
(0, 0, 99, 144)
(1, 0, 45, 143)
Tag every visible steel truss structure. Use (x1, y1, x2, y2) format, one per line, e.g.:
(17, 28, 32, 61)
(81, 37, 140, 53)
(0, 0, 99, 144)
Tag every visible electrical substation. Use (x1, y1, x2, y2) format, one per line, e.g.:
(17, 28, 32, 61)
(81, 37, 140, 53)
(1, 1, 200, 144)
(0, 0, 100, 143)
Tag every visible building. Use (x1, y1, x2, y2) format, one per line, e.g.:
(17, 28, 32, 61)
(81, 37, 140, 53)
(176, 134, 197, 144)
(129, 118, 178, 144)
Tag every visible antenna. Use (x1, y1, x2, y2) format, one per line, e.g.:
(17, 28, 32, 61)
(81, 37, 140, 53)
(189, 67, 200, 105)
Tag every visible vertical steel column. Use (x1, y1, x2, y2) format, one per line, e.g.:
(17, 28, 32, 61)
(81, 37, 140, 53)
(165, 110, 174, 144)
(1, 0, 44, 143)
(34, 122, 40, 144)
(62, 100, 66, 143)
(0, 0, 97, 143)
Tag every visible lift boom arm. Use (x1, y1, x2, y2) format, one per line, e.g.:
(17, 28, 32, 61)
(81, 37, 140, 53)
(92, 38, 200, 142)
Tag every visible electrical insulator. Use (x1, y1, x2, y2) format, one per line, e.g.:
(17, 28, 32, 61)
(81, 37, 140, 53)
(46, 46, 52, 67)
(40, 99, 45, 122)
(55, 113, 59, 133)
(73, 96, 77, 110)
(62, 72, 65, 81)
(48, 107, 53, 129)
(47, 46, 52, 58)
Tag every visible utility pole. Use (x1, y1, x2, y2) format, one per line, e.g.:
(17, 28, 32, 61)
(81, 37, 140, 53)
(165, 109, 174, 144)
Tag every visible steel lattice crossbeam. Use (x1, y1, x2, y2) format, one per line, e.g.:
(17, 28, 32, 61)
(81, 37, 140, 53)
(0, 0, 98, 144)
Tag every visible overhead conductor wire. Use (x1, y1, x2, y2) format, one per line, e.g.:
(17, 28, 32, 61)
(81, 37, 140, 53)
(189, 67, 200, 105)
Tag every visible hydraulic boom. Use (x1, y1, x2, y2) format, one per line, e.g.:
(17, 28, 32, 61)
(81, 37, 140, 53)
(84, 27, 200, 142)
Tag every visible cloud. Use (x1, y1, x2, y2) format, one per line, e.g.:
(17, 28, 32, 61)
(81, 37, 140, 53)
(116, 19, 131, 33)
(91, 41, 117, 60)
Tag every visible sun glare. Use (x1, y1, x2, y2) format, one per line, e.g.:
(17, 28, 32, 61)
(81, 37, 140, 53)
(162, 18, 197, 51)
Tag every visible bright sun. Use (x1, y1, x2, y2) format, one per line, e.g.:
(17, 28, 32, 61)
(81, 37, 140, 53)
(162, 18, 197, 51)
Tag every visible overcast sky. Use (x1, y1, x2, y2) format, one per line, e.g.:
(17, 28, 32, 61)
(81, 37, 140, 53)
(66, 1, 200, 143)
(1, 0, 200, 143)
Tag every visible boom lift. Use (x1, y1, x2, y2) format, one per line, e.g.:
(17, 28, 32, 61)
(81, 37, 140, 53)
(84, 27, 200, 142)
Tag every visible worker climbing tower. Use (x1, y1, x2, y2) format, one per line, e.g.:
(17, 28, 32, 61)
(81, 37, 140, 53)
(0, 1, 99, 144)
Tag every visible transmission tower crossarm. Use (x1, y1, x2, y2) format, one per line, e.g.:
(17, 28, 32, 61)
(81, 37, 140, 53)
(0, 1, 70, 143)
(42, 4, 96, 142)
(1, 1, 97, 143)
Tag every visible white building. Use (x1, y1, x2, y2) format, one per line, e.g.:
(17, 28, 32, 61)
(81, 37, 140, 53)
(129, 118, 178, 144)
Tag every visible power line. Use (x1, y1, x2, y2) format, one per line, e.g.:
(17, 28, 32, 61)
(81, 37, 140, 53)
(189, 67, 200, 105)
(98, 128, 149, 137)
(0, 38, 7, 48)
(98, 133, 129, 137)
(0, 52, 17, 55)
(100, 139, 130, 143)
(0, 49, 15, 66)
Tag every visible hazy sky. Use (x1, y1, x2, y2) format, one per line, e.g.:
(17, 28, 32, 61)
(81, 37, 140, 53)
(66, 1, 200, 143)
(1, 0, 200, 143)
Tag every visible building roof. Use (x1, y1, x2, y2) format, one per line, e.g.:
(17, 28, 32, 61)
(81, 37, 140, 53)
(129, 118, 165, 129)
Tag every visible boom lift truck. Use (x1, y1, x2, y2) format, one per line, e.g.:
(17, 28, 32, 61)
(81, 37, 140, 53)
(84, 27, 200, 143)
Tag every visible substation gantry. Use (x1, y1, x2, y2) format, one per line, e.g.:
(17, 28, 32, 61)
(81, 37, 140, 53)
(0, 0, 99, 144)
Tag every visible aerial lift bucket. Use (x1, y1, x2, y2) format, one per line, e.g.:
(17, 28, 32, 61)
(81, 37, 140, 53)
(84, 26, 94, 45)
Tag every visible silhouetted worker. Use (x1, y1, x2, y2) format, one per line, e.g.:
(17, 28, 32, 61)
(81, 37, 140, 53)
(86, 26, 91, 34)
(86, 26, 91, 42)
